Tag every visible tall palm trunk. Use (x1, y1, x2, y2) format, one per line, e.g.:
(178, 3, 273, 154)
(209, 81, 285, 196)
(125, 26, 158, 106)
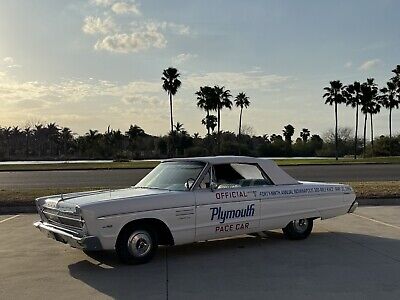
(25, 136, 29, 158)
(217, 107, 221, 135)
(354, 104, 359, 159)
(334, 102, 338, 160)
(217, 107, 221, 153)
(168, 92, 175, 158)
(389, 107, 392, 156)
(238, 107, 243, 136)
(169, 93, 174, 134)
(206, 110, 210, 135)
(238, 106, 243, 155)
(370, 113, 374, 157)
(363, 113, 368, 157)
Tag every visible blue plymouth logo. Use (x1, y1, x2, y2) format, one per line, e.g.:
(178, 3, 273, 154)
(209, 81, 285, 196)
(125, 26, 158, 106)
(210, 204, 255, 224)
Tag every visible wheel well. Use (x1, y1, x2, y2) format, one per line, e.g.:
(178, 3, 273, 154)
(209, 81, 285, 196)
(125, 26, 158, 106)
(117, 218, 174, 247)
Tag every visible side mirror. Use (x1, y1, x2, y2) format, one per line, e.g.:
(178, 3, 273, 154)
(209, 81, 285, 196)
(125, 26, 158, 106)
(210, 182, 218, 191)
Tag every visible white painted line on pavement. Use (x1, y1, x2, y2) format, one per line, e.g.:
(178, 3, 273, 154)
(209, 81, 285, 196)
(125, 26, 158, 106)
(352, 213, 400, 230)
(0, 215, 20, 224)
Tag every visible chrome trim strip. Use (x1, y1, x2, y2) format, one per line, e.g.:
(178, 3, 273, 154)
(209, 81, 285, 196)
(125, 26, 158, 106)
(42, 211, 84, 223)
(33, 221, 102, 250)
(34, 221, 83, 237)
(98, 205, 195, 219)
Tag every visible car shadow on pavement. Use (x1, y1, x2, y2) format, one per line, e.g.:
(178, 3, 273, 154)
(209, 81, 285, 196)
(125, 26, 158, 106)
(68, 232, 400, 299)
(68, 250, 168, 299)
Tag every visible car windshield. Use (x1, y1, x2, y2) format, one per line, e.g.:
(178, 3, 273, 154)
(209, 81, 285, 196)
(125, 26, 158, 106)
(135, 161, 206, 191)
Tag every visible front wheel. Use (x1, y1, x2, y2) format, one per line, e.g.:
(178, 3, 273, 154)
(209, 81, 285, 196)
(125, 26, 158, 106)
(116, 226, 158, 265)
(282, 218, 313, 240)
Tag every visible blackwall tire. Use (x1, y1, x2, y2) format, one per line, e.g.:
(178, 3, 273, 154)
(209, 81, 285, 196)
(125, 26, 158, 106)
(282, 218, 313, 240)
(116, 226, 158, 265)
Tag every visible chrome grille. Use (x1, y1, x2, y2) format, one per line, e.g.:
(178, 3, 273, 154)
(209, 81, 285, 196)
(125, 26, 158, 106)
(42, 206, 84, 229)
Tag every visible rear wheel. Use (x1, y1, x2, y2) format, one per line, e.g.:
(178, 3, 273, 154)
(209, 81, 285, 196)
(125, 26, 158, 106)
(116, 226, 158, 264)
(282, 218, 313, 240)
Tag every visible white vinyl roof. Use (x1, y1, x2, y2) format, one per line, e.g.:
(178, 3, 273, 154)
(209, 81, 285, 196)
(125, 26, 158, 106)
(164, 156, 299, 185)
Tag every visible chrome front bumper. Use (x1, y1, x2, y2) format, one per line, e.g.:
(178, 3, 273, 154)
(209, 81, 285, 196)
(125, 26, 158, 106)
(348, 201, 358, 213)
(34, 221, 102, 251)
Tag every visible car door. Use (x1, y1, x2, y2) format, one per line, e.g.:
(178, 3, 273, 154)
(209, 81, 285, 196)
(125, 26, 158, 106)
(193, 164, 262, 241)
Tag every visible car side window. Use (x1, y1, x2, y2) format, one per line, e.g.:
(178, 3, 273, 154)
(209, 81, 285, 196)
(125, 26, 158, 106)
(214, 163, 273, 189)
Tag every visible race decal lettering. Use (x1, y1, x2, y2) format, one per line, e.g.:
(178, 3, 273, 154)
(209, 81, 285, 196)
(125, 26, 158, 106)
(215, 222, 249, 233)
(210, 204, 255, 224)
(215, 191, 248, 200)
(259, 185, 347, 198)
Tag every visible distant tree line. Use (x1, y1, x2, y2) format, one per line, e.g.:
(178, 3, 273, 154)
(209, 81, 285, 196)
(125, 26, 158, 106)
(0, 122, 399, 161)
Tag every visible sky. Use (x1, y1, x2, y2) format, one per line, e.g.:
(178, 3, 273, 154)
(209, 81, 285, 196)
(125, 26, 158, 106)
(0, 0, 399, 138)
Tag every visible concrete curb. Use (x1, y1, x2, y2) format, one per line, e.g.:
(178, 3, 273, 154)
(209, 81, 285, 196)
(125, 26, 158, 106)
(0, 206, 37, 214)
(357, 198, 400, 206)
(1, 198, 399, 214)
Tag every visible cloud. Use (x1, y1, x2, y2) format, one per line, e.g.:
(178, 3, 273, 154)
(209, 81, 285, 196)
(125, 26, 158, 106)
(122, 95, 162, 108)
(89, 0, 114, 7)
(344, 61, 352, 68)
(95, 27, 166, 53)
(0, 71, 163, 111)
(172, 53, 197, 65)
(166, 22, 190, 35)
(186, 71, 290, 91)
(130, 21, 191, 36)
(82, 16, 116, 34)
(2, 57, 21, 69)
(111, 1, 140, 15)
(359, 59, 380, 71)
(82, 1, 191, 54)
(3, 57, 14, 64)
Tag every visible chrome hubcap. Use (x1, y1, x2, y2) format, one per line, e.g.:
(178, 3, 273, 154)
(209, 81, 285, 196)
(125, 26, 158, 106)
(293, 219, 308, 233)
(127, 231, 152, 257)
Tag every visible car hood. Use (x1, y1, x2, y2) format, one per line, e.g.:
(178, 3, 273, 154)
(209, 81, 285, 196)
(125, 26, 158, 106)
(38, 187, 171, 211)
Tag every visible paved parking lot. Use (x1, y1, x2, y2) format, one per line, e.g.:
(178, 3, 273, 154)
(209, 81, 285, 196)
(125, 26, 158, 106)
(1, 207, 400, 299)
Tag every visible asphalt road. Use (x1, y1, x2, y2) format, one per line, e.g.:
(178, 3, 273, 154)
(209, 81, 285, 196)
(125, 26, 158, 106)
(1, 207, 400, 299)
(1, 164, 399, 190)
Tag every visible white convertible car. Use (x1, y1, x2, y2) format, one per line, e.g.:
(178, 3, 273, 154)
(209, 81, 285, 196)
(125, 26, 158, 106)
(34, 156, 357, 264)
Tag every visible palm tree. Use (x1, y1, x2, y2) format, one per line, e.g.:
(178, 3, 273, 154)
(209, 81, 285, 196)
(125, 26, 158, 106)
(379, 80, 399, 155)
(392, 65, 400, 78)
(86, 129, 99, 140)
(23, 126, 32, 158)
(300, 128, 310, 143)
(201, 115, 218, 133)
(213, 86, 232, 134)
(196, 86, 216, 135)
(162, 67, 182, 134)
(283, 124, 295, 144)
(213, 86, 232, 152)
(234, 92, 250, 136)
(174, 122, 185, 133)
(60, 127, 73, 156)
(360, 78, 378, 157)
(126, 124, 146, 140)
(47, 123, 60, 156)
(368, 100, 381, 156)
(323, 80, 346, 160)
(345, 81, 362, 159)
